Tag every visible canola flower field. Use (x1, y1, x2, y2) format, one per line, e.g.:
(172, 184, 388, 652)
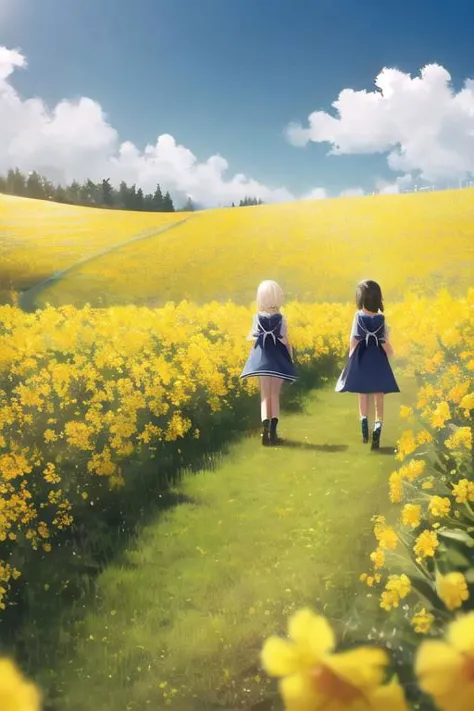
(2, 189, 474, 310)
(0, 194, 182, 301)
(0, 191, 473, 711)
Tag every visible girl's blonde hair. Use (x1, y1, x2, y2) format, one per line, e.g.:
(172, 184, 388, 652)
(256, 280, 284, 312)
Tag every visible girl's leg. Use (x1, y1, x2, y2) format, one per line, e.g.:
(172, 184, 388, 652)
(270, 377, 283, 419)
(359, 394, 369, 417)
(374, 393, 384, 422)
(270, 377, 284, 445)
(359, 394, 369, 443)
(259, 376, 272, 446)
(259, 376, 272, 421)
(372, 393, 384, 450)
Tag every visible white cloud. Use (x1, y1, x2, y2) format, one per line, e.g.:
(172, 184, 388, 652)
(301, 187, 327, 200)
(287, 64, 474, 183)
(0, 46, 294, 208)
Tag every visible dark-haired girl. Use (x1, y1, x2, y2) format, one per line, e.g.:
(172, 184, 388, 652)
(336, 280, 399, 449)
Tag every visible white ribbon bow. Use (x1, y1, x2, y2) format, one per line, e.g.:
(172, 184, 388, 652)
(256, 317, 279, 346)
(357, 315, 384, 347)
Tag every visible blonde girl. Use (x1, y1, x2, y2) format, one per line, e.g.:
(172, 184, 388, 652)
(240, 280, 297, 445)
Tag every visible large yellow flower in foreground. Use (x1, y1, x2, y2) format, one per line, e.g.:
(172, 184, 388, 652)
(261, 608, 407, 711)
(437, 572, 470, 612)
(0, 658, 41, 711)
(416, 612, 474, 711)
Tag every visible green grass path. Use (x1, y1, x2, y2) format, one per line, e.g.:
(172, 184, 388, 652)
(50, 384, 413, 711)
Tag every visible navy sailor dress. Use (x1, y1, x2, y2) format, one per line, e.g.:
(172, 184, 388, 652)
(336, 311, 399, 394)
(240, 312, 297, 382)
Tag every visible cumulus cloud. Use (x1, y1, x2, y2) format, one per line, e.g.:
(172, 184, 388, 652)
(301, 187, 327, 200)
(0, 46, 294, 207)
(287, 64, 474, 183)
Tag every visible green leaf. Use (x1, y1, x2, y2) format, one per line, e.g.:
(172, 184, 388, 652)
(437, 529, 474, 547)
(445, 548, 471, 568)
(464, 568, 474, 584)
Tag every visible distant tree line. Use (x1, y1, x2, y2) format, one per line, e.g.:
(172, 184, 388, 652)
(0, 167, 265, 212)
(0, 168, 176, 212)
(231, 197, 264, 207)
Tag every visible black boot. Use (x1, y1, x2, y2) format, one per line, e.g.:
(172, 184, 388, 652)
(269, 417, 280, 446)
(261, 419, 270, 446)
(361, 416, 369, 444)
(371, 421, 382, 450)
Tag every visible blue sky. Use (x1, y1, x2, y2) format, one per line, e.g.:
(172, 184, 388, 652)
(1, 0, 474, 203)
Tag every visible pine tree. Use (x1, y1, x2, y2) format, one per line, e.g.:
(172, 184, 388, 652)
(55, 185, 67, 203)
(136, 188, 144, 211)
(26, 171, 45, 199)
(101, 178, 114, 207)
(183, 196, 195, 212)
(67, 180, 81, 204)
(162, 191, 175, 212)
(153, 184, 164, 211)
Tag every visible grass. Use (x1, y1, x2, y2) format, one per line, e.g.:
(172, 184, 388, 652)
(33, 381, 413, 711)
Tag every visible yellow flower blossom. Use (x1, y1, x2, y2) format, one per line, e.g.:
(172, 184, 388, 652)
(459, 392, 474, 411)
(380, 575, 411, 611)
(400, 458, 426, 481)
(430, 401, 451, 429)
(370, 548, 385, 570)
(389, 471, 403, 503)
(376, 525, 398, 551)
(360, 573, 382, 588)
(445, 427, 472, 451)
(437, 573, 470, 612)
(261, 608, 408, 711)
(396, 430, 418, 461)
(416, 430, 433, 446)
(401, 504, 421, 528)
(416, 612, 474, 711)
(428, 496, 451, 518)
(452, 479, 474, 504)
(0, 657, 41, 711)
(411, 608, 435, 634)
(414, 530, 439, 559)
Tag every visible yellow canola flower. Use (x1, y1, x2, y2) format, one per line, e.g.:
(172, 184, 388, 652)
(452, 479, 474, 504)
(437, 573, 470, 612)
(411, 609, 435, 635)
(395, 430, 418, 461)
(389, 471, 404, 504)
(261, 608, 408, 711)
(380, 575, 411, 612)
(369, 548, 385, 570)
(375, 525, 398, 551)
(428, 496, 451, 518)
(416, 612, 474, 711)
(401, 504, 422, 528)
(430, 401, 451, 429)
(414, 530, 439, 559)
(445, 427, 472, 451)
(399, 405, 413, 420)
(458, 392, 474, 411)
(0, 658, 41, 711)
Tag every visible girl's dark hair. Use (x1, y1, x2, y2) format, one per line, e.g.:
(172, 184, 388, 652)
(356, 280, 384, 313)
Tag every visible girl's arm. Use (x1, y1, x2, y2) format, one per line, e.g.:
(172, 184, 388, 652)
(349, 313, 359, 356)
(246, 315, 258, 341)
(382, 323, 394, 356)
(349, 337, 359, 357)
(280, 316, 293, 358)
